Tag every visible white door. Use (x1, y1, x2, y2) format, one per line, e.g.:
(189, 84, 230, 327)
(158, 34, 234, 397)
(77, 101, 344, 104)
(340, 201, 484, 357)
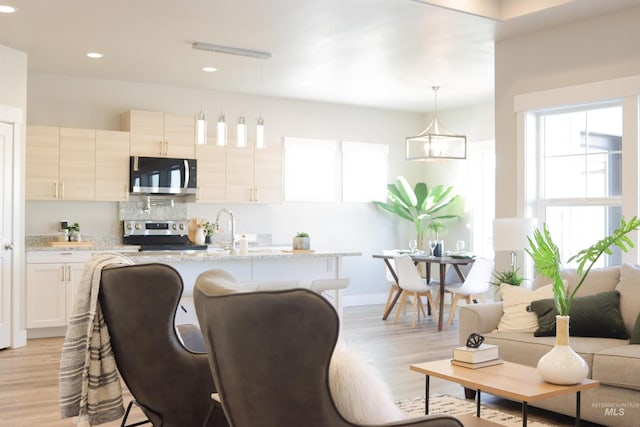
(0, 122, 13, 348)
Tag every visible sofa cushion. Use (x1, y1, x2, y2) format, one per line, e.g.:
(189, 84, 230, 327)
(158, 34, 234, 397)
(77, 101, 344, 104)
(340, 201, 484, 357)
(615, 263, 640, 335)
(592, 345, 640, 391)
(530, 291, 629, 339)
(631, 313, 640, 345)
(497, 284, 554, 332)
(531, 266, 620, 295)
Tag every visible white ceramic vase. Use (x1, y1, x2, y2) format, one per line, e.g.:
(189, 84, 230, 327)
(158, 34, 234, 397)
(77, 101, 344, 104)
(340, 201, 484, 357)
(537, 315, 588, 385)
(195, 227, 206, 245)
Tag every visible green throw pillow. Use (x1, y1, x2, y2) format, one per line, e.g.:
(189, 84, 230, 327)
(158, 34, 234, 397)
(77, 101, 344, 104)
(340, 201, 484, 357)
(530, 290, 630, 339)
(631, 312, 640, 344)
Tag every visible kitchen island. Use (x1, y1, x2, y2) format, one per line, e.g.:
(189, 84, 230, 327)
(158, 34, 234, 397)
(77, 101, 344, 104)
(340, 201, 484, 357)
(25, 245, 360, 336)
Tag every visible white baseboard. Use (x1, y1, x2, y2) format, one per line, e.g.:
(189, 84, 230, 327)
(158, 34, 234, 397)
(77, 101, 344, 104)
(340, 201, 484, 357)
(342, 293, 390, 307)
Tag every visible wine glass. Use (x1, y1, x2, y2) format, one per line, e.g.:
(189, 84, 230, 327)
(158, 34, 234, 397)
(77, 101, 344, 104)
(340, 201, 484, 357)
(408, 239, 418, 254)
(428, 240, 437, 257)
(456, 240, 465, 253)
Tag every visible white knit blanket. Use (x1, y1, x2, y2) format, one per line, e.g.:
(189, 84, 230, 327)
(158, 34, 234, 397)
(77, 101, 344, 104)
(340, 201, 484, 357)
(59, 253, 134, 426)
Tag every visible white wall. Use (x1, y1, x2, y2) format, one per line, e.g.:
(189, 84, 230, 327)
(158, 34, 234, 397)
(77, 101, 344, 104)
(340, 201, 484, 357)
(495, 4, 640, 217)
(26, 72, 493, 300)
(0, 44, 27, 112)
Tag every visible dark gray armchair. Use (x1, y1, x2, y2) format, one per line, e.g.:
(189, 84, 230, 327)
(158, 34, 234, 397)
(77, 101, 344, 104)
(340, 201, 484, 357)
(194, 272, 463, 427)
(99, 263, 228, 427)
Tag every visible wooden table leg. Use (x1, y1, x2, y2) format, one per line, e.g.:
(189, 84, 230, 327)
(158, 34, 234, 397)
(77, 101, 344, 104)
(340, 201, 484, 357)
(383, 288, 402, 320)
(438, 263, 446, 331)
(382, 259, 400, 320)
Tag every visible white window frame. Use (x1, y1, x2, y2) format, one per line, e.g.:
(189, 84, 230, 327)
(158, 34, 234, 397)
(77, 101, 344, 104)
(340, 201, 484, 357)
(514, 75, 640, 264)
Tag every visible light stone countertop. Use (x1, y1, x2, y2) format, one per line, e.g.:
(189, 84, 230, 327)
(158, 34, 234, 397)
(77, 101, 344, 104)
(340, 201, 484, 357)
(125, 248, 362, 263)
(26, 243, 361, 261)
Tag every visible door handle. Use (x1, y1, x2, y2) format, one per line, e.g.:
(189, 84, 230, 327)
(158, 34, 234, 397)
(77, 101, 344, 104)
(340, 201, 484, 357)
(3, 243, 14, 250)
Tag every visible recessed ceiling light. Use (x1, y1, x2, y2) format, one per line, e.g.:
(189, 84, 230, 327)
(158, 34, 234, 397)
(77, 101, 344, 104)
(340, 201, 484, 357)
(86, 52, 104, 59)
(202, 66, 217, 72)
(0, 5, 16, 13)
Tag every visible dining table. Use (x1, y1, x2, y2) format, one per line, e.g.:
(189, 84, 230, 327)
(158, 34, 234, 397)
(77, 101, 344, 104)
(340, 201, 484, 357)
(372, 252, 476, 331)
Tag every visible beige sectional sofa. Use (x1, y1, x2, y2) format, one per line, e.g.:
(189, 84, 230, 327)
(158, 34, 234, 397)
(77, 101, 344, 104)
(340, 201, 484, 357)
(459, 264, 640, 427)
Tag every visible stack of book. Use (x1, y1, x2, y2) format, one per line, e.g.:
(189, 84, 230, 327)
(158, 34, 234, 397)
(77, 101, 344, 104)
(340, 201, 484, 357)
(451, 343, 503, 369)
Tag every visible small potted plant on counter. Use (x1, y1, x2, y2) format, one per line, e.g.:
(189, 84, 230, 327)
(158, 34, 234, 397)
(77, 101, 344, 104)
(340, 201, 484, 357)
(67, 222, 81, 242)
(203, 221, 216, 244)
(293, 232, 310, 250)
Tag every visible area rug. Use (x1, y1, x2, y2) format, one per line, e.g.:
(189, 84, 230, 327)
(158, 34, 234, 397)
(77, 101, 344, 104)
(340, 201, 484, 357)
(397, 394, 556, 427)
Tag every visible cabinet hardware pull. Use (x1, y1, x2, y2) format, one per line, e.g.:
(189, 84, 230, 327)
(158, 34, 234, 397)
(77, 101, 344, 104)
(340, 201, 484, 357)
(67, 265, 71, 281)
(60, 182, 65, 199)
(54, 181, 58, 199)
(61, 266, 65, 281)
(254, 187, 259, 202)
(4, 243, 14, 250)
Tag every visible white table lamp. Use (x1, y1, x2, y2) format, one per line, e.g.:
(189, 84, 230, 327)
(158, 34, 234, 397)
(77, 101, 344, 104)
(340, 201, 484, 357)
(493, 218, 537, 270)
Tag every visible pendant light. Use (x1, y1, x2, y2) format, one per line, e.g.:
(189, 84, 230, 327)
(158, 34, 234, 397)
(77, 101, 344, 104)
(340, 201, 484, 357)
(217, 112, 227, 146)
(237, 113, 247, 147)
(405, 86, 467, 160)
(196, 107, 207, 145)
(255, 59, 266, 149)
(256, 117, 265, 148)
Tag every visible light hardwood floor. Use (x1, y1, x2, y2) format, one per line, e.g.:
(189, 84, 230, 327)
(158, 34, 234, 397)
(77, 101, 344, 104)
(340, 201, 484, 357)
(0, 302, 598, 426)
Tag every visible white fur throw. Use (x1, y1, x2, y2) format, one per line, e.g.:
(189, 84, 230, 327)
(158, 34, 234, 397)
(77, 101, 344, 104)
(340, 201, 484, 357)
(329, 341, 406, 423)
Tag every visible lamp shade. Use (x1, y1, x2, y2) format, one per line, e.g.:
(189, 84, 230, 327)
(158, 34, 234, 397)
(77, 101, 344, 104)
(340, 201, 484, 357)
(493, 218, 537, 251)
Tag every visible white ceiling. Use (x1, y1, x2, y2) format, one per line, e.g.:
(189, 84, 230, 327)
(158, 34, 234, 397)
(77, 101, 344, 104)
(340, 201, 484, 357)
(0, 0, 637, 112)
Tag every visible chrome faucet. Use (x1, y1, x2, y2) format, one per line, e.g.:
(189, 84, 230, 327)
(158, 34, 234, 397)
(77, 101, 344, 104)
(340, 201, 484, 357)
(215, 208, 236, 254)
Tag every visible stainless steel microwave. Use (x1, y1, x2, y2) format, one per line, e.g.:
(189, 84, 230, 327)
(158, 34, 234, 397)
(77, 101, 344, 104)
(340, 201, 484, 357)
(129, 156, 197, 195)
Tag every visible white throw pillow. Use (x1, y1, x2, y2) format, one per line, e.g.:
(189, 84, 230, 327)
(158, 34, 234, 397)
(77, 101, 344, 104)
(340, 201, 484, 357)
(329, 341, 406, 423)
(497, 284, 554, 332)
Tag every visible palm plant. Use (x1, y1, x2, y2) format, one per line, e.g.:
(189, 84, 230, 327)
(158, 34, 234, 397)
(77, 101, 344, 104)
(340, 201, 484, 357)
(373, 176, 459, 247)
(526, 216, 640, 315)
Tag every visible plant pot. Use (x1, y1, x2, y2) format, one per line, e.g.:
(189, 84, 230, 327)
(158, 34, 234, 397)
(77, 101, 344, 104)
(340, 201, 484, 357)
(537, 315, 588, 385)
(293, 236, 310, 250)
(205, 235, 212, 244)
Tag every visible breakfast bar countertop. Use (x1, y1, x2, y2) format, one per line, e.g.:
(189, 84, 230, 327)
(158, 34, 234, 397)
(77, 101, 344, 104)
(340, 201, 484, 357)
(124, 248, 362, 263)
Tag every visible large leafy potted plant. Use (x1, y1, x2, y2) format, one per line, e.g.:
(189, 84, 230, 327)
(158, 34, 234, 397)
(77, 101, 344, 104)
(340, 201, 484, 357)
(526, 216, 640, 384)
(373, 176, 459, 251)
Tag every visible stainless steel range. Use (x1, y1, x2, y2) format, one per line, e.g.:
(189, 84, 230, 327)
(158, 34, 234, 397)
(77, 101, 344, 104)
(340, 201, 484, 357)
(123, 220, 208, 251)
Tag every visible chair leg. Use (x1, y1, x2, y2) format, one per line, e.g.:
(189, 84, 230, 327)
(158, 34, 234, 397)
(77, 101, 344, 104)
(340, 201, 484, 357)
(417, 294, 427, 318)
(121, 400, 153, 427)
(424, 292, 435, 317)
(411, 292, 419, 328)
(393, 291, 408, 324)
(446, 295, 462, 329)
(384, 284, 397, 314)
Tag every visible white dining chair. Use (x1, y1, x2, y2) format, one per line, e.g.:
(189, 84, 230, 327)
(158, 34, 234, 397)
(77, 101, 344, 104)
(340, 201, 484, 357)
(443, 257, 494, 329)
(393, 254, 437, 327)
(382, 250, 401, 316)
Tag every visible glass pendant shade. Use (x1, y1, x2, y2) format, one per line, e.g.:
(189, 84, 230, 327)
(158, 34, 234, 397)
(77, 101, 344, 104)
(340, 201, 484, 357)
(217, 114, 227, 146)
(406, 86, 467, 160)
(196, 109, 207, 145)
(237, 115, 247, 147)
(256, 117, 265, 148)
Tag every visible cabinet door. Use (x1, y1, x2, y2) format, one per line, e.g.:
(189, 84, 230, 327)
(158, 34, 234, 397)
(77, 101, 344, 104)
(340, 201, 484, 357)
(124, 110, 165, 156)
(26, 126, 60, 200)
(225, 144, 255, 202)
(26, 263, 67, 328)
(196, 142, 226, 202)
(164, 113, 195, 158)
(65, 263, 87, 323)
(254, 140, 283, 203)
(59, 128, 96, 200)
(95, 130, 130, 201)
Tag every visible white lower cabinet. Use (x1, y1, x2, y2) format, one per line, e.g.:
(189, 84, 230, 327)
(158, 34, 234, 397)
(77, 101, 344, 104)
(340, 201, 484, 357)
(26, 251, 92, 329)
